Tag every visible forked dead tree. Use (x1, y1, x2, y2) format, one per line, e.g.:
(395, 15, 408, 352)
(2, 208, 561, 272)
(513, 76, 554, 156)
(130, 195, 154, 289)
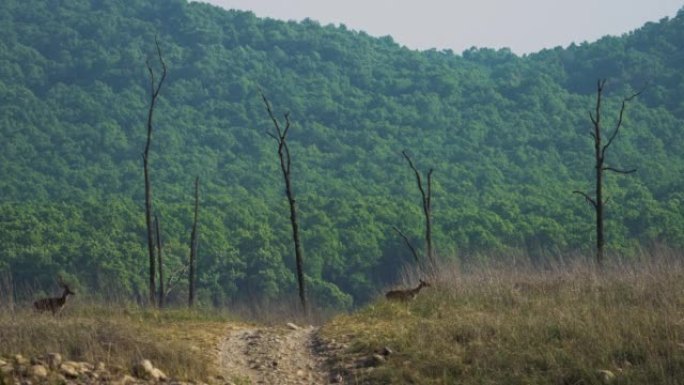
(261, 93, 307, 314)
(402, 150, 435, 267)
(34, 279, 75, 315)
(574, 79, 640, 267)
(188, 176, 200, 307)
(142, 37, 167, 307)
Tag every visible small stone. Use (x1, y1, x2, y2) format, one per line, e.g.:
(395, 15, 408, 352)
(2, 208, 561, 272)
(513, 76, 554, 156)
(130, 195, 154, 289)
(596, 369, 616, 383)
(45, 353, 62, 370)
(286, 322, 300, 330)
(13, 355, 28, 366)
(1, 364, 14, 375)
(114, 374, 138, 385)
(59, 362, 80, 378)
(132, 359, 154, 379)
(29, 365, 48, 378)
(133, 359, 166, 381)
(296, 369, 305, 377)
(150, 368, 167, 381)
(3, 377, 17, 385)
(370, 354, 386, 366)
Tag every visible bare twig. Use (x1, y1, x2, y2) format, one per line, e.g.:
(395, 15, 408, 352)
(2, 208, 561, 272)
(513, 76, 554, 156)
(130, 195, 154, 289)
(392, 226, 421, 263)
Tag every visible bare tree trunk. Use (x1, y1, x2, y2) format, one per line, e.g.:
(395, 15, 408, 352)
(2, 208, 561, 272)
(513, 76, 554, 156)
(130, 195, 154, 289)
(155, 214, 164, 308)
(574, 79, 639, 267)
(261, 93, 307, 315)
(188, 176, 200, 307)
(402, 150, 435, 267)
(143, 37, 167, 307)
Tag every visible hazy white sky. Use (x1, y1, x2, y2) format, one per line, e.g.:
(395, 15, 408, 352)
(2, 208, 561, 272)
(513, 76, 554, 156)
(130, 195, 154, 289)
(200, 0, 683, 55)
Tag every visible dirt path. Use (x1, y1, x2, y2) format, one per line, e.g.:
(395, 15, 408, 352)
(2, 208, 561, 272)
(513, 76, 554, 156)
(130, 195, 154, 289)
(218, 324, 334, 385)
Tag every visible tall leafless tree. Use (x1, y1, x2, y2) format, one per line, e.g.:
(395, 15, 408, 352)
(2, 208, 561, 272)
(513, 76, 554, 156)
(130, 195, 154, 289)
(402, 150, 435, 267)
(142, 37, 166, 306)
(574, 79, 640, 267)
(261, 93, 307, 314)
(188, 176, 200, 307)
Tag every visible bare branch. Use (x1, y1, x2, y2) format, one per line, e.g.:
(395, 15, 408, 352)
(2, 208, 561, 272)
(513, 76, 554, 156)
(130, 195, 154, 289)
(152, 36, 167, 99)
(603, 166, 637, 174)
(402, 150, 426, 200)
(426, 168, 434, 211)
(283, 113, 292, 174)
(166, 263, 190, 297)
(589, 112, 597, 127)
(573, 190, 597, 208)
(261, 92, 283, 138)
(392, 226, 421, 263)
(283, 112, 291, 139)
(594, 79, 605, 126)
(602, 89, 641, 158)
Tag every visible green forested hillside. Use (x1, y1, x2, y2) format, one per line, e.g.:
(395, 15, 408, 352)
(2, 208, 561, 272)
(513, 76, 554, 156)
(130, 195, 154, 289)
(1, 0, 682, 307)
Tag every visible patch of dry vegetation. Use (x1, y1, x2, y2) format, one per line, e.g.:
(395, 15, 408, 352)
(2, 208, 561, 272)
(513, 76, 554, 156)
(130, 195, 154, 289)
(322, 253, 684, 384)
(0, 305, 234, 381)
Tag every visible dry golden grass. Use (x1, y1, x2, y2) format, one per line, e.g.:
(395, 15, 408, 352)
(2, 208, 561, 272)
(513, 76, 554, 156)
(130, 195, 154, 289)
(0, 305, 235, 381)
(322, 254, 684, 384)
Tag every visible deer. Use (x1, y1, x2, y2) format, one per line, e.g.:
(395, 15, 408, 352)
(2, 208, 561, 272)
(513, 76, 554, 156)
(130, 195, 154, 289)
(385, 279, 431, 302)
(33, 281, 75, 315)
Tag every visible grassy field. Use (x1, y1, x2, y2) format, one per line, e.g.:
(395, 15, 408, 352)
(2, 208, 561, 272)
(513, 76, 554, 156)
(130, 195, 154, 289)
(0, 304, 234, 381)
(322, 254, 684, 384)
(2, 252, 683, 384)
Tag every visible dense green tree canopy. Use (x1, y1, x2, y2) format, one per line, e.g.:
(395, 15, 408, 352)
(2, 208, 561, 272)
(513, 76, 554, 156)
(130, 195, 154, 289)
(1, 0, 682, 307)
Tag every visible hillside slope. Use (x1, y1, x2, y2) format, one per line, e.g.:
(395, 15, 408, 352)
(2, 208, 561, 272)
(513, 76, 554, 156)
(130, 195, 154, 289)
(0, 0, 682, 306)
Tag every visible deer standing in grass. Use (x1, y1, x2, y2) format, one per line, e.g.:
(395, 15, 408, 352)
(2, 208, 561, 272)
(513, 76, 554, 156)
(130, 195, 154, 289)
(34, 282, 75, 315)
(385, 279, 431, 302)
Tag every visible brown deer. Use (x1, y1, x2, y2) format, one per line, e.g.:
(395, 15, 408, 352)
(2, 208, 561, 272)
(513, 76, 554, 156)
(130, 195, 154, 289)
(34, 282, 75, 315)
(385, 279, 431, 302)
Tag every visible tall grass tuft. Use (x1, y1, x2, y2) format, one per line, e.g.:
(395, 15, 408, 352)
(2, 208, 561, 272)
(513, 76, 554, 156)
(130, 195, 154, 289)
(322, 250, 684, 384)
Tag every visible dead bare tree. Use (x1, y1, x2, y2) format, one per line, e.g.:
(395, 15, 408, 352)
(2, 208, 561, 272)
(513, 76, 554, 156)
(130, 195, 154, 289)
(188, 176, 200, 307)
(261, 93, 307, 315)
(155, 214, 164, 308)
(142, 37, 167, 307)
(574, 79, 640, 267)
(402, 150, 435, 267)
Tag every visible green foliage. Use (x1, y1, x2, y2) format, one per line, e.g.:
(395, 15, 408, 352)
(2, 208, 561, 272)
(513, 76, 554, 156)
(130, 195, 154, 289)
(0, 0, 683, 306)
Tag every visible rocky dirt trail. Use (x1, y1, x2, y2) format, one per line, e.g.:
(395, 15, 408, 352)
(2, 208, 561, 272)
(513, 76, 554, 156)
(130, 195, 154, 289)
(218, 323, 338, 385)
